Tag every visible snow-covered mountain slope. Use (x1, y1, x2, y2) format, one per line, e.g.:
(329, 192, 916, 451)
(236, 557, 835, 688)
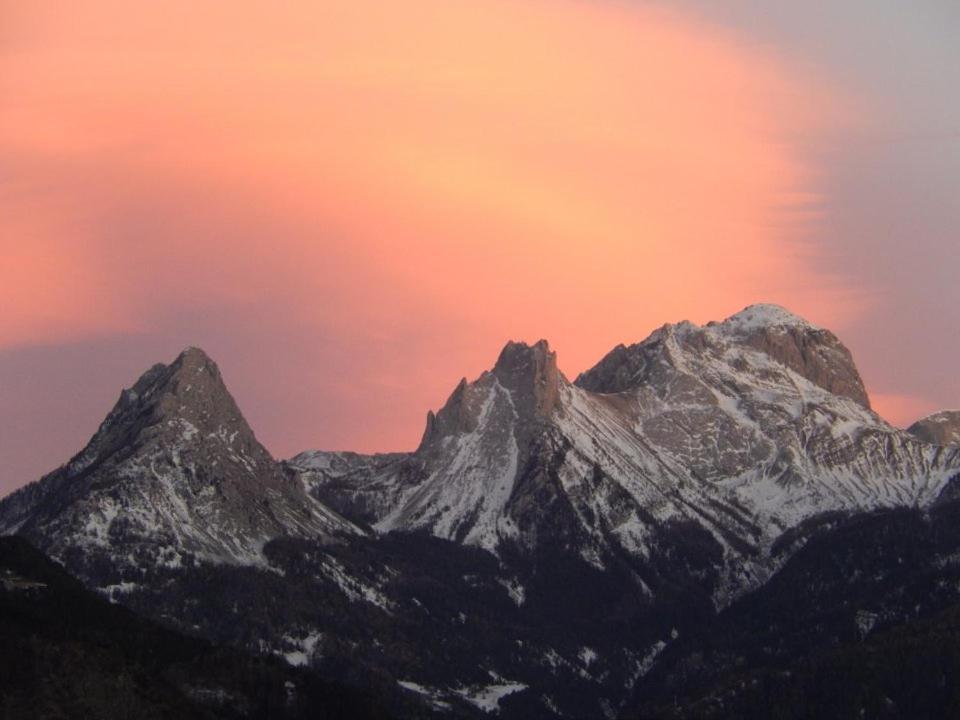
(290, 305, 960, 599)
(284, 451, 409, 526)
(0, 348, 361, 570)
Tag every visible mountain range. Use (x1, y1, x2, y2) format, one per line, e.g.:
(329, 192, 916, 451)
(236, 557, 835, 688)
(3, 303, 960, 718)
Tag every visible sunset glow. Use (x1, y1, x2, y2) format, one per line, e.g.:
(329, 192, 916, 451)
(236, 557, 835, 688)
(3, 0, 954, 493)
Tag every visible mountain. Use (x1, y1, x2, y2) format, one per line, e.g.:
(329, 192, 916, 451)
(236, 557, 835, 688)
(290, 304, 960, 604)
(0, 347, 360, 577)
(4, 303, 960, 719)
(909, 409, 960, 447)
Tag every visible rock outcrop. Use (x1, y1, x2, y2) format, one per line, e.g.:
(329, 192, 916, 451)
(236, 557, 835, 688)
(909, 410, 960, 447)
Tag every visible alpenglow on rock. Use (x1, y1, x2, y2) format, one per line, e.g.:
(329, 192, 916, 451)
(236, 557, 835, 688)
(577, 303, 871, 408)
(0, 347, 361, 572)
(290, 304, 960, 602)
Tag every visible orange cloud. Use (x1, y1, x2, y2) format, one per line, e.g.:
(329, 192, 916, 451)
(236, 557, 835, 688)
(0, 0, 856, 454)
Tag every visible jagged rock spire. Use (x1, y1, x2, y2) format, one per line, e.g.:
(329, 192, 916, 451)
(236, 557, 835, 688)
(492, 339, 563, 419)
(419, 339, 564, 452)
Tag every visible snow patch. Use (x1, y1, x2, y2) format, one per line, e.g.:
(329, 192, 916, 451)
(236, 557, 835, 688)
(454, 682, 527, 713)
(497, 576, 526, 606)
(281, 630, 324, 667)
(397, 681, 452, 711)
(718, 303, 816, 334)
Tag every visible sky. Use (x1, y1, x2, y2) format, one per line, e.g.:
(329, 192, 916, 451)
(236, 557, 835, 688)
(1, 1, 958, 496)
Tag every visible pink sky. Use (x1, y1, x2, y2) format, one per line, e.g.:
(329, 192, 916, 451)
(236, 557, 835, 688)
(1, 1, 957, 495)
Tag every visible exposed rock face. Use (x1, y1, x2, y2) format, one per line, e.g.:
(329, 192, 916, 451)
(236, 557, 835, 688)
(0, 348, 359, 572)
(578, 304, 871, 408)
(725, 305, 871, 409)
(492, 339, 563, 420)
(909, 410, 960, 447)
(418, 340, 561, 449)
(292, 304, 960, 603)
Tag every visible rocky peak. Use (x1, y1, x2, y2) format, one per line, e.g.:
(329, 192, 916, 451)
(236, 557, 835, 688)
(492, 339, 563, 419)
(713, 305, 870, 409)
(494, 339, 552, 371)
(0, 347, 359, 567)
(418, 378, 474, 450)
(908, 410, 960, 447)
(715, 303, 816, 335)
(128, 346, 238, 425)
(418, 340, 564, 452)
(69, 346, 262, 478)
(576, 305, 870, 408)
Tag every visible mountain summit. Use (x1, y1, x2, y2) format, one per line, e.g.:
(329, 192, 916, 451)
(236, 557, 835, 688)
(0, 347, 359, 573)
(577, 303, 870, 408)
(909, 410, 960, 447)
(720, 303, 870, 407)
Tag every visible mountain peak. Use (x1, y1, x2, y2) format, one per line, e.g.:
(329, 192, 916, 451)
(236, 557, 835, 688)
(419, 340, 563, 451)
(908, 410, 960, 447)
(576, 304, 870, 408)
(103, 347, 247, 456)
(718, 303, 817, 335)
(494, 338, 552, 370)
(713, 305, 869, 408)
(0, 347, 359, 566)
(492, 339, 562, 419)
(119, 346, 224, 411)
(172, 345, 217, 371)
(164, 346, 225, 394)
(49, 346, 266, 494)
